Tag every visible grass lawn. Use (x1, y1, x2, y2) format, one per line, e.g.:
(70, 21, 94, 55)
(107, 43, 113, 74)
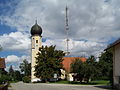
(52, 80, 110, 85)
(10, 81, 19, 83)
(90, 80, 110, 85)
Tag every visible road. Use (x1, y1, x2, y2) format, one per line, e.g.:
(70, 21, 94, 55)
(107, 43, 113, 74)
(9, 82, 113, 90)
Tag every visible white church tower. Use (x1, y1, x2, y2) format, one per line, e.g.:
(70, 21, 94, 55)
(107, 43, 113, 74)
(30, 20, 42, 82)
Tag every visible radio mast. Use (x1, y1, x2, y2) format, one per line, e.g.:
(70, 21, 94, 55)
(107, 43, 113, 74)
(65, 6, 70, 55)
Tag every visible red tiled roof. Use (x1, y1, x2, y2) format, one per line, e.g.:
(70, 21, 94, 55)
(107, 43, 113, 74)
(0, 58, 6, 68)
(62, 57, 86, 73)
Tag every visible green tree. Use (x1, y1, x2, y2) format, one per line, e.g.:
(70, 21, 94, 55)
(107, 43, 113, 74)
(19, 59, 31, 76)
(98, 50, 113, 85)
(9, 65, 14, 80)
(34, 45, 65, 82)
(71, 56, 97, 83)
(71, 58, 85, 83)
(85, 56, 97, 83)
(14, 70, 22, 81)
(0, 45, 2, 51)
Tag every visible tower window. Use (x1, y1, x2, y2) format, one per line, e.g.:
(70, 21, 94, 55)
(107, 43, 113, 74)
(36, 40, 38, 43)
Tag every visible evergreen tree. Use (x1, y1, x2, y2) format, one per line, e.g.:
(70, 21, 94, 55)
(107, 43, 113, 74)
(0, 45, 2, 51)
(9, 65, 14, 80)
(34, 45, 65, 82)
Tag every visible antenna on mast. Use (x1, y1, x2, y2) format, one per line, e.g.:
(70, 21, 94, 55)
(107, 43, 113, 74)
(65, 6, 70, 55)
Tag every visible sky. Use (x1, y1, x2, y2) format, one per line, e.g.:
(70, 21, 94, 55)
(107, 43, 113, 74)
(0, 0, 120, 71)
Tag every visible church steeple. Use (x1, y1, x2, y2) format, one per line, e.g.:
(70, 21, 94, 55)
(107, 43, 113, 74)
(31, 20, 42, 36)
(31, 20, 42, 82)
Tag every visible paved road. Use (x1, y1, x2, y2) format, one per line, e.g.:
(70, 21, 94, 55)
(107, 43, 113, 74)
(9, 82, 113, 90)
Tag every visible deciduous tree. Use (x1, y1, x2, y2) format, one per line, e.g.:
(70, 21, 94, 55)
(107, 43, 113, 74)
(34, 45, 65, 82)
(71, 56, 97, 83)
(19, 59, 31, 76)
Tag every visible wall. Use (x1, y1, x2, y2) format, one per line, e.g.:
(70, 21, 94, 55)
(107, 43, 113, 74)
(113, 43, 120, 87)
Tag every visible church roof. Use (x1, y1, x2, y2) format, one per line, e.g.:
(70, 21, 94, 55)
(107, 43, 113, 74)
(31, 21, 42, 36)
(62, 57, 86, 73)
(0, 58, 6, 68)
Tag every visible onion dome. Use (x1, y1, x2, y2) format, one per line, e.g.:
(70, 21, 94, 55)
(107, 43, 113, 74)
(31, 20, 42, 36)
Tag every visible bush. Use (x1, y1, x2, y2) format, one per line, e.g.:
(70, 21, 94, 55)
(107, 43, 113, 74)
(0, 75, 11, 84)
(22, 76, 30, 83)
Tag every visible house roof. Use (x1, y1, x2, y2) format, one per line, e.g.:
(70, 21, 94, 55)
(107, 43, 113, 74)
(0, 58, 6, 68)
(106, 38, 120, 50)
(62, 57, 86, 73)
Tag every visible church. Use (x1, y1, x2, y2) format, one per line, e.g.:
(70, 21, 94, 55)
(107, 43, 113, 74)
(30, 20, 42, 82)
(30, 21, 86, 82)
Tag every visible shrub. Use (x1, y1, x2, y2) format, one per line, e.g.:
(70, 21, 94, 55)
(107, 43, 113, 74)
(0, 75, 11, 84)
(22, 76, 30, 83)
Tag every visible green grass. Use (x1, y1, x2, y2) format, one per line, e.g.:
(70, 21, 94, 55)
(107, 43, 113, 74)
(10, 81, 19, 83)
(53, 80, 69, 84)
(51, 80, 110, 85)
(90, 80, 110, 85)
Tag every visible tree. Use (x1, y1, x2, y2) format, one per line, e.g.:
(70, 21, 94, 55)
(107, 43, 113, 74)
(0, 45, 2, 51)
(71, 58, 86, 83)
(9, 65, 14, 80)
(71, 56, 97, 83)
(14, 70, 22, 81)
(19, 59, 31, 76)
(84, 56, 97, 83)
(98, 50, 113, 85)
(34, 45, 65, 82)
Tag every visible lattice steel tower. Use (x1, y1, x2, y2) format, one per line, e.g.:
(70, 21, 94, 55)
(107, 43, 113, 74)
(65, 6, 70, 55)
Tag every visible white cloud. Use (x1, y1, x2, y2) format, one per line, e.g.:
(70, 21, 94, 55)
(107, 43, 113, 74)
(1, 0, 120, 57)
(0, 32, 31, 52)
(6, 55, 19, 62)
(43, 39, 107, 57)
(5, 54, 31, 63)
(5, 55, 31, 71)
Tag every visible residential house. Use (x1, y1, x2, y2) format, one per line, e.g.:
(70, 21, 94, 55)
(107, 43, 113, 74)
(106, 38, 120, 89)
(0, 58, 6, 74)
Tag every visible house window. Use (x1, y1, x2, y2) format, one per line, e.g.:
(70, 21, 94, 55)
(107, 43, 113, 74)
(36, 40, 38, 43)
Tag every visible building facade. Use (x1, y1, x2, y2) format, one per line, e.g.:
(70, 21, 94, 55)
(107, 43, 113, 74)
(106, 39, 120, 89)
(31, 21, 42, 82)
(0, 58, 5, 69)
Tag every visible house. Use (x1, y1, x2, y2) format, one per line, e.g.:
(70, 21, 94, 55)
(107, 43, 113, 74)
(106, 38, 120, 89)
(0, 58, 5, 69)
(0, 58, 6, 74)
(61, 57, 86, 81)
